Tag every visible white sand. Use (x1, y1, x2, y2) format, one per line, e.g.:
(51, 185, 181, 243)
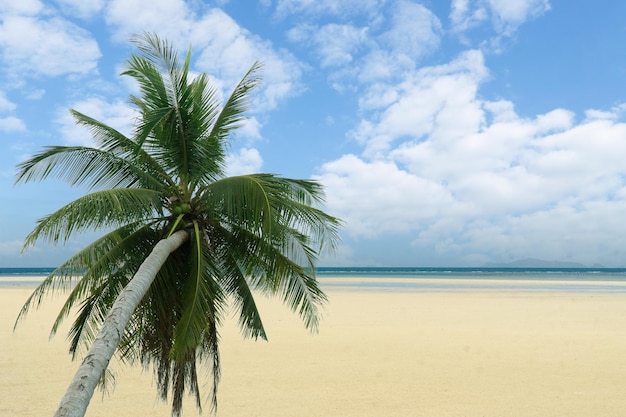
(3, 280, 626, 416)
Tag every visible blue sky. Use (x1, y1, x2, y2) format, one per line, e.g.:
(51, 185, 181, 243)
(2, 0, 626, 267)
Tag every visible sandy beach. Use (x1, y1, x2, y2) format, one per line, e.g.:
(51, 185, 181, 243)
(3, 278, 626, 416)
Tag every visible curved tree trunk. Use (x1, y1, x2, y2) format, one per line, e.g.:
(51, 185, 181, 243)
(53, 230, 189, 417)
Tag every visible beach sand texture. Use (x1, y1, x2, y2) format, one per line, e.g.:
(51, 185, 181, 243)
(3, 280, 626, 416)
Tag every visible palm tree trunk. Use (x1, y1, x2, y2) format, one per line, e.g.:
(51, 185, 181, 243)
(53, 230, 189, 417)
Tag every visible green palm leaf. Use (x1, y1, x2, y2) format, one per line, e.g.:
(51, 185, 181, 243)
(172, 222, 219, 354)
(49, 224, 159, 342)
(23, 188, 164, 248)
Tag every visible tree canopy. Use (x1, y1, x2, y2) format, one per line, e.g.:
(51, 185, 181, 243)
(15, 32, 341, 416)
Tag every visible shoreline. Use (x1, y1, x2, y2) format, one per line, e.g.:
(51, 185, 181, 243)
(5, 274, 626, 291)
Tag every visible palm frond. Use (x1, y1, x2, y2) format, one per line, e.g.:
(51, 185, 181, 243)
(186, 74, 224, 182)
(70, 110, 174, 189)
(224, 223, 327, 332)
(123, 34, 200, 187)
(14, 145, 165, 191)
(203, 174, 340, 260)
(172, 221, 224, 357)
(218, 252, 267, 340)
(15, 222, 154, 328)
(198, 175, 273, 233)
(191, 62, 263, 185)
(122, 50, 169, 113)
(208, 61, 262, 144)
(13, 265, 82, 330)
(23, 188, 164, 248)
(49, 223, 159, 341)
(199, 318, 221, 413)
(249, 175, 342, 254)
(66, 275, 127, 359)
(274, 260, 327, 332)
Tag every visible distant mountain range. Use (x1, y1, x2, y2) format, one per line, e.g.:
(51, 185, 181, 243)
(482, 258, 605, 268)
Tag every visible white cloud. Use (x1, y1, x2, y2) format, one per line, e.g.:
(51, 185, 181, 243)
(450, 0, 488, 33)
(0, 15, 100, 77)
(487, 0, 551, 34)
(0, 92, 26, 132)
(288, 23, 368, 68)
(450, 0, 551, 37)
(418, 199, 626, 266)
(0, 92, 16, 112)
(225, 148, 263, 176)
(0, 116, 26, 132)
(237, 117, 262, 141)
(379, 1, 441, 62)
(318, 242, 359, 267)
(285, 1, 442, 92)
(353, 50, 488, 156)
(316, 43, 626, 265)
(0, 0, 43, 15)
(315, 154, 454, 237)
(105, 0, 190, 42)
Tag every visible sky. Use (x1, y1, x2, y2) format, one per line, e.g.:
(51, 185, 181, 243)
(2, 0, 626, 267)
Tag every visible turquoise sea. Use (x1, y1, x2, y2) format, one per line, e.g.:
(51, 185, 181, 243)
(4, 266, 626, 292)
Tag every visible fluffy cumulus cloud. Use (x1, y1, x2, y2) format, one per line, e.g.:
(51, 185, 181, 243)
(0, 4, 100, 79)
(354, 50, 488, 156)
(316, 42, 626, 265)
(225, 148, 264, 176)
(316, 155, 454, 237)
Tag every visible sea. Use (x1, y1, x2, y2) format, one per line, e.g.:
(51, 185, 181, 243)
(315, 267, 626, 292)
(4, 266, 626, 293)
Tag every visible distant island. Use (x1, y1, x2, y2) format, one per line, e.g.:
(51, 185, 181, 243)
(482, 258, 605, 268)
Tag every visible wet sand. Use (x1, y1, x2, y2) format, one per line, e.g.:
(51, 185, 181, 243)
(3, 278, 626, 416)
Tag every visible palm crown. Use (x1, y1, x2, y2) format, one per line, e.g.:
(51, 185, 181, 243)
(15, 33, 340, 416)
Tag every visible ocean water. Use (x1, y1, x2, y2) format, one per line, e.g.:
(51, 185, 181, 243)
(0, 267, 56, 276)
(315, 267, 626, 293)
(3, 267, 626, 292)
(316, 266, 626, 280)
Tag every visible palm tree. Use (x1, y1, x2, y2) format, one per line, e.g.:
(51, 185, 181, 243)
(14, 33, 340, 417)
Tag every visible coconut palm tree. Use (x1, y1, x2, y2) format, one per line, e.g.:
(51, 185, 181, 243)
(14, 32, 340, 417)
